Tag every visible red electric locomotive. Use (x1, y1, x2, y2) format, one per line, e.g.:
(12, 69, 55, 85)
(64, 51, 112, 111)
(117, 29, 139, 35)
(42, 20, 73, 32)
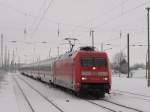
(53, 46, 111, 97)
(20, 46, 111, 97)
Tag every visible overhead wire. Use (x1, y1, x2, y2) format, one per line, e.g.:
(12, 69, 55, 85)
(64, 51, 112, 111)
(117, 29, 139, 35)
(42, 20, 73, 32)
(0, 7, 87, 37)
(82, 0, 129, 25)
(0, 0, 131, 35)
(59, 0, 130, 38)
(29, 0, 54, 38)
(29, 0, 48, 29)
(78, 0, 150, 50)
(1, 1, 149, 41)
(59, 0, 149, 40)
(0, 2, 27, 16)
(0, 1, 138, 37)
(93, 0, 150, 29)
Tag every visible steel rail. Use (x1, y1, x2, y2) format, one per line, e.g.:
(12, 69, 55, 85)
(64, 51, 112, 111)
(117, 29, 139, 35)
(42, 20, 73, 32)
(13, 76, 35, 112)
(17, 76, 65, 112)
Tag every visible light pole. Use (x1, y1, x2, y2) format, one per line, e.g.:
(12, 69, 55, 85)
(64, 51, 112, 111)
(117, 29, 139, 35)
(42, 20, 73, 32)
(49, 48, 51, 59)
(127, 33, 130, 78)
(146, 50, 148, 79)
(1, 34, 3, 69)
(101, 42, 104, 51)
(90, 30, 95, 49)
(146, 7, 150, 87)
(57, 46, 59, 57)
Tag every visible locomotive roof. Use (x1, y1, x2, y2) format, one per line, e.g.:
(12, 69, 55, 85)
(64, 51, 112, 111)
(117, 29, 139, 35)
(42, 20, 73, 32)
(79, 46, 95, 51)
(57, 48, 107, 60)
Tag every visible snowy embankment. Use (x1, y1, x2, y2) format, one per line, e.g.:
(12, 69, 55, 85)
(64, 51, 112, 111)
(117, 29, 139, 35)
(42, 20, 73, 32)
(112, 69, 150, 96)
(111, 69, 150, 112)
(0, 71, 19, 112)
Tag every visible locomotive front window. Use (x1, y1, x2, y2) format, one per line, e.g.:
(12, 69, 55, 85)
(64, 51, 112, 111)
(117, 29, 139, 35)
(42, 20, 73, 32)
(81, 58, 106, 67)
(95, 58, 106, 67)
(81, 58, 93, 66)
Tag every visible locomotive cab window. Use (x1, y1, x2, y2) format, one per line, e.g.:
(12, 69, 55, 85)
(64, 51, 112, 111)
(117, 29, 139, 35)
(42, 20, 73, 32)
(95, 58, 107, 67)
(81, 58, 107, 67)
(81, 58, 93, 66)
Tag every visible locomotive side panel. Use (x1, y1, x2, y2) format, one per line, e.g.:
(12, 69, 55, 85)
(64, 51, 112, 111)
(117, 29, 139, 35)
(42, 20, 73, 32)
(73, 54, 81, 92)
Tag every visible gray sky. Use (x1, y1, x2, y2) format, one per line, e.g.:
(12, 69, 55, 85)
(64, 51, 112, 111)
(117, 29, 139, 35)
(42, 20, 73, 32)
(0, 0, 150, 65)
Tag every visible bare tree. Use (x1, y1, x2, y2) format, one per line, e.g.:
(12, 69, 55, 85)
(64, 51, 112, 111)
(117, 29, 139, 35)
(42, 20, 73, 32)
(112, 52, 128, 74)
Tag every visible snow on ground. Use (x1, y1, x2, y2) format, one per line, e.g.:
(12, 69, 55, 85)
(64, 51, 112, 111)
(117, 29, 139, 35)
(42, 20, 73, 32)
(14, 75, 60, 112)
(112, 69, 150, 96)
(111, 69, 150, 112)
(0, 71, 19, 112)
(0, 69, 150, 112)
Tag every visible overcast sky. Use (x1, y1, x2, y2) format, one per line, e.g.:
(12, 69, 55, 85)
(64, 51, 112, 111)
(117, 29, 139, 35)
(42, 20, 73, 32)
(0, 0, 150, 65)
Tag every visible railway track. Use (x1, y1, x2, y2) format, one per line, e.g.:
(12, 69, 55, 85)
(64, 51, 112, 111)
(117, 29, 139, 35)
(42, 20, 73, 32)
(102, 99, 143, 112)
(86, 100, 116, 112)
(18, 74, 145, 112)
(13, 76, 36, 112)
(18, 75, 121, 112)
(86, 99, 144, 112)
(112, 89, 150, 102)
(14, 76, 65, 112)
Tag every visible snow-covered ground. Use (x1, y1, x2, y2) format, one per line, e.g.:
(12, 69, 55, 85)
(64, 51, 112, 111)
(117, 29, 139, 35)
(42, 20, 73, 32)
(110, 69, 150, 112)
(112, 69, 150, 96)
(0, 71, 19, 112)
(0, 69, 150, 112)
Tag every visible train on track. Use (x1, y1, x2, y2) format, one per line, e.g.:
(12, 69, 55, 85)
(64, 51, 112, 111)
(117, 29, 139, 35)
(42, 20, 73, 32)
(19, 46, 111, 98)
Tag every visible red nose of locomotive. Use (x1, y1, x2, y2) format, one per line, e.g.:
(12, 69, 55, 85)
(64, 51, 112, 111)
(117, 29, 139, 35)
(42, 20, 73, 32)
(79, 56, 111, 94)
(80, 57, 110, 83)
(81, 66, 109, 83)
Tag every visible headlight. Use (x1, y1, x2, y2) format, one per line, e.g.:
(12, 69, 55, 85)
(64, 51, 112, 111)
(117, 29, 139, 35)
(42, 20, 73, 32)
(97, 72, 108, 77)
(103, 77, 108, 81)
(81, 71, 91, 76)
(82, 77, 87, 80)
